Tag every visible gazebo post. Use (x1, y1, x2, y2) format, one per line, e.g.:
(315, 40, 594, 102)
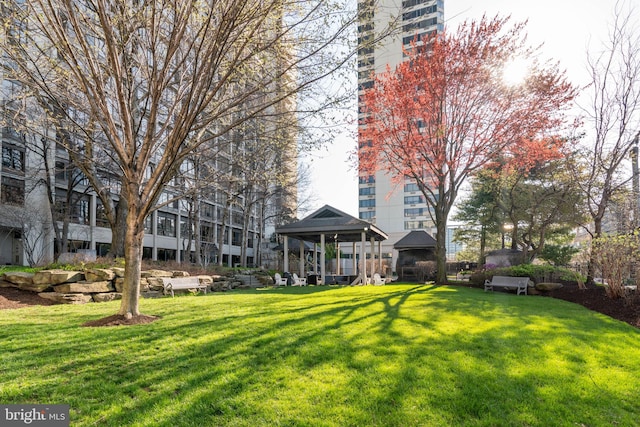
(378, 241, 383, 275)
(370, 237, 375, 274)
(299, 240, 305, 278)
(361, 230, 367, 284)
(336, 239, 340, 275)
(283, 238, 289, 273)
(352, 242, 357, 275)
(320, 234, 326, 285)
(313, 243, 318, 275)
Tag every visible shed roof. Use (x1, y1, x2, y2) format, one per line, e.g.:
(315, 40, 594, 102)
(394, 230, 437, 250)
(275, 205, 388, 243)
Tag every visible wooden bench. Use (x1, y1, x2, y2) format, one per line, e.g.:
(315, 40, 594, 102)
(162, 276, 208, 297)
(484, 275, 529, 295)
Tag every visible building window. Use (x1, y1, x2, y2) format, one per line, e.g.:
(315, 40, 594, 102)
(360, 211, 375, 220)
(157, 248, 176, 261)
(232, 229, 242, 246)
(404, 195, 426, 205)
(402, 4, 439, 21)
(232, 211, 242, 226)
(2, 145, 24, 172)
(157, 212, 176, 237)
(96, 200, 110, 228)
(181, 217, 192, 238)
(55, 161, 67, 182)
(71, 196, 90, 225)
(202, 203, 214, 219)
(405, 220, 433, 230)
(359, 199, 376, 208)
(404, 183, 420, 192)
(359, 187, 375, 196)
(1, 176, 24, 205)
(201, 224, 214, 243)
(158, 191, 178, 209)
(359, 175, 375, 184)
(405, 207, 428, 217)
(144, 215, 153, 233)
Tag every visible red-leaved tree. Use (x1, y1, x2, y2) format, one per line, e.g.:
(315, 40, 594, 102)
(359, 16, 578, 284)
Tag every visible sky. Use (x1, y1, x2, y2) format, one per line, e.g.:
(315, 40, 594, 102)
(303, 0, 628, 218)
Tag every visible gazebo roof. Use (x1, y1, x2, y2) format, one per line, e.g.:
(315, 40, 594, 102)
(273, 238, 318, 252)
(394, 230, 436, 250)
(275, 205, 388, 243)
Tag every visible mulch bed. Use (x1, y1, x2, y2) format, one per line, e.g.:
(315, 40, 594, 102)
(0, 286, 57, 309)
(543, 283, 640, 328)
(82, 314, 160, 327)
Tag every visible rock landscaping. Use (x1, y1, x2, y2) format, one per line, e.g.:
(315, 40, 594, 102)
(0, 268, 270, 304)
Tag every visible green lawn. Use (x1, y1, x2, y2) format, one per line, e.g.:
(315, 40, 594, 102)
(1, 284, 639, 426)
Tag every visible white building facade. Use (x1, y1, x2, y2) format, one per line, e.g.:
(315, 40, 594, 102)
(357, 0, 445, 270)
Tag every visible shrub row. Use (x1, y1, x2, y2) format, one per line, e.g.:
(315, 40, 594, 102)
(469, 264, 585, 286)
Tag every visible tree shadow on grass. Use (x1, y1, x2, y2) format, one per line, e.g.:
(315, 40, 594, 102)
(2, 285, 639, 426)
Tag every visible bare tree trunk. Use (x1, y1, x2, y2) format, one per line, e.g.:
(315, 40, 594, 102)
(194, 200, 202, 266)
(587, 217, 603, 285)
(110, 198, 128, 258)
(241, 199, 251, 267)
(117, 195, 143, 317)
(217, 202, 229, 267)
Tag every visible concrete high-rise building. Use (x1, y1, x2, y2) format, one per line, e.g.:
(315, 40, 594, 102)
(0, 2, 298, 268)
(357, 0, 444, 270)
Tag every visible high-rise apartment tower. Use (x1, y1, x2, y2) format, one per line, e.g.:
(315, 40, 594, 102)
(357, 0, 444, 268)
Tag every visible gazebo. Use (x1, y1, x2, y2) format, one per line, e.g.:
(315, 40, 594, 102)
(275, 205, 388, 285)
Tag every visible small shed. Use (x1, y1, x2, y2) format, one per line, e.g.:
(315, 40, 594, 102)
(394, 230, 437, 282)
(275, 205, 388, 285)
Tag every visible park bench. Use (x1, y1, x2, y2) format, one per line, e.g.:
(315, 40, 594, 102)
(484, 275, 529, 295)
(162, 276, 208, 297)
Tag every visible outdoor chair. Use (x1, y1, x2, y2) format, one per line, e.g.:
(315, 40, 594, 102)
(292, 273, 307, 286)
(274, 273, 288, 286)
(372, 273, 385, 285)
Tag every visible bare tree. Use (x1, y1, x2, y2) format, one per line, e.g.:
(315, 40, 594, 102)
(574, 3, 640, 283)
(1, 0, 362, 320)
(4, 204, 51, 266)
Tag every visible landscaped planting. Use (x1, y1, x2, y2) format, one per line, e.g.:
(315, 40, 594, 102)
(1, 284, 639, 426)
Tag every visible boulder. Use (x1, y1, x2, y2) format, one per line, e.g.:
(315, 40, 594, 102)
(140, 278, 150, 293)
(141, 269, 172, 278)
(18, 282, 52, 292)
(115, 278, 150, 293)
(84, 268, 116, 282)
(4, 272, 34, 286)
(236, 274, 261, 287)
(33, 270, 84, 285)
(38, 292, 92, 304)
(0, 279, 16, 288)
(111, 267, 125, 278)
(92, 292, 122, 303)
(197, 275, 213, 286)
(172, 270, 191, 277)
(535, 282, 564, 291)
(146, 277, 165, 291)
(53, 281, 114, 293)
(210, 280, 230, 292)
